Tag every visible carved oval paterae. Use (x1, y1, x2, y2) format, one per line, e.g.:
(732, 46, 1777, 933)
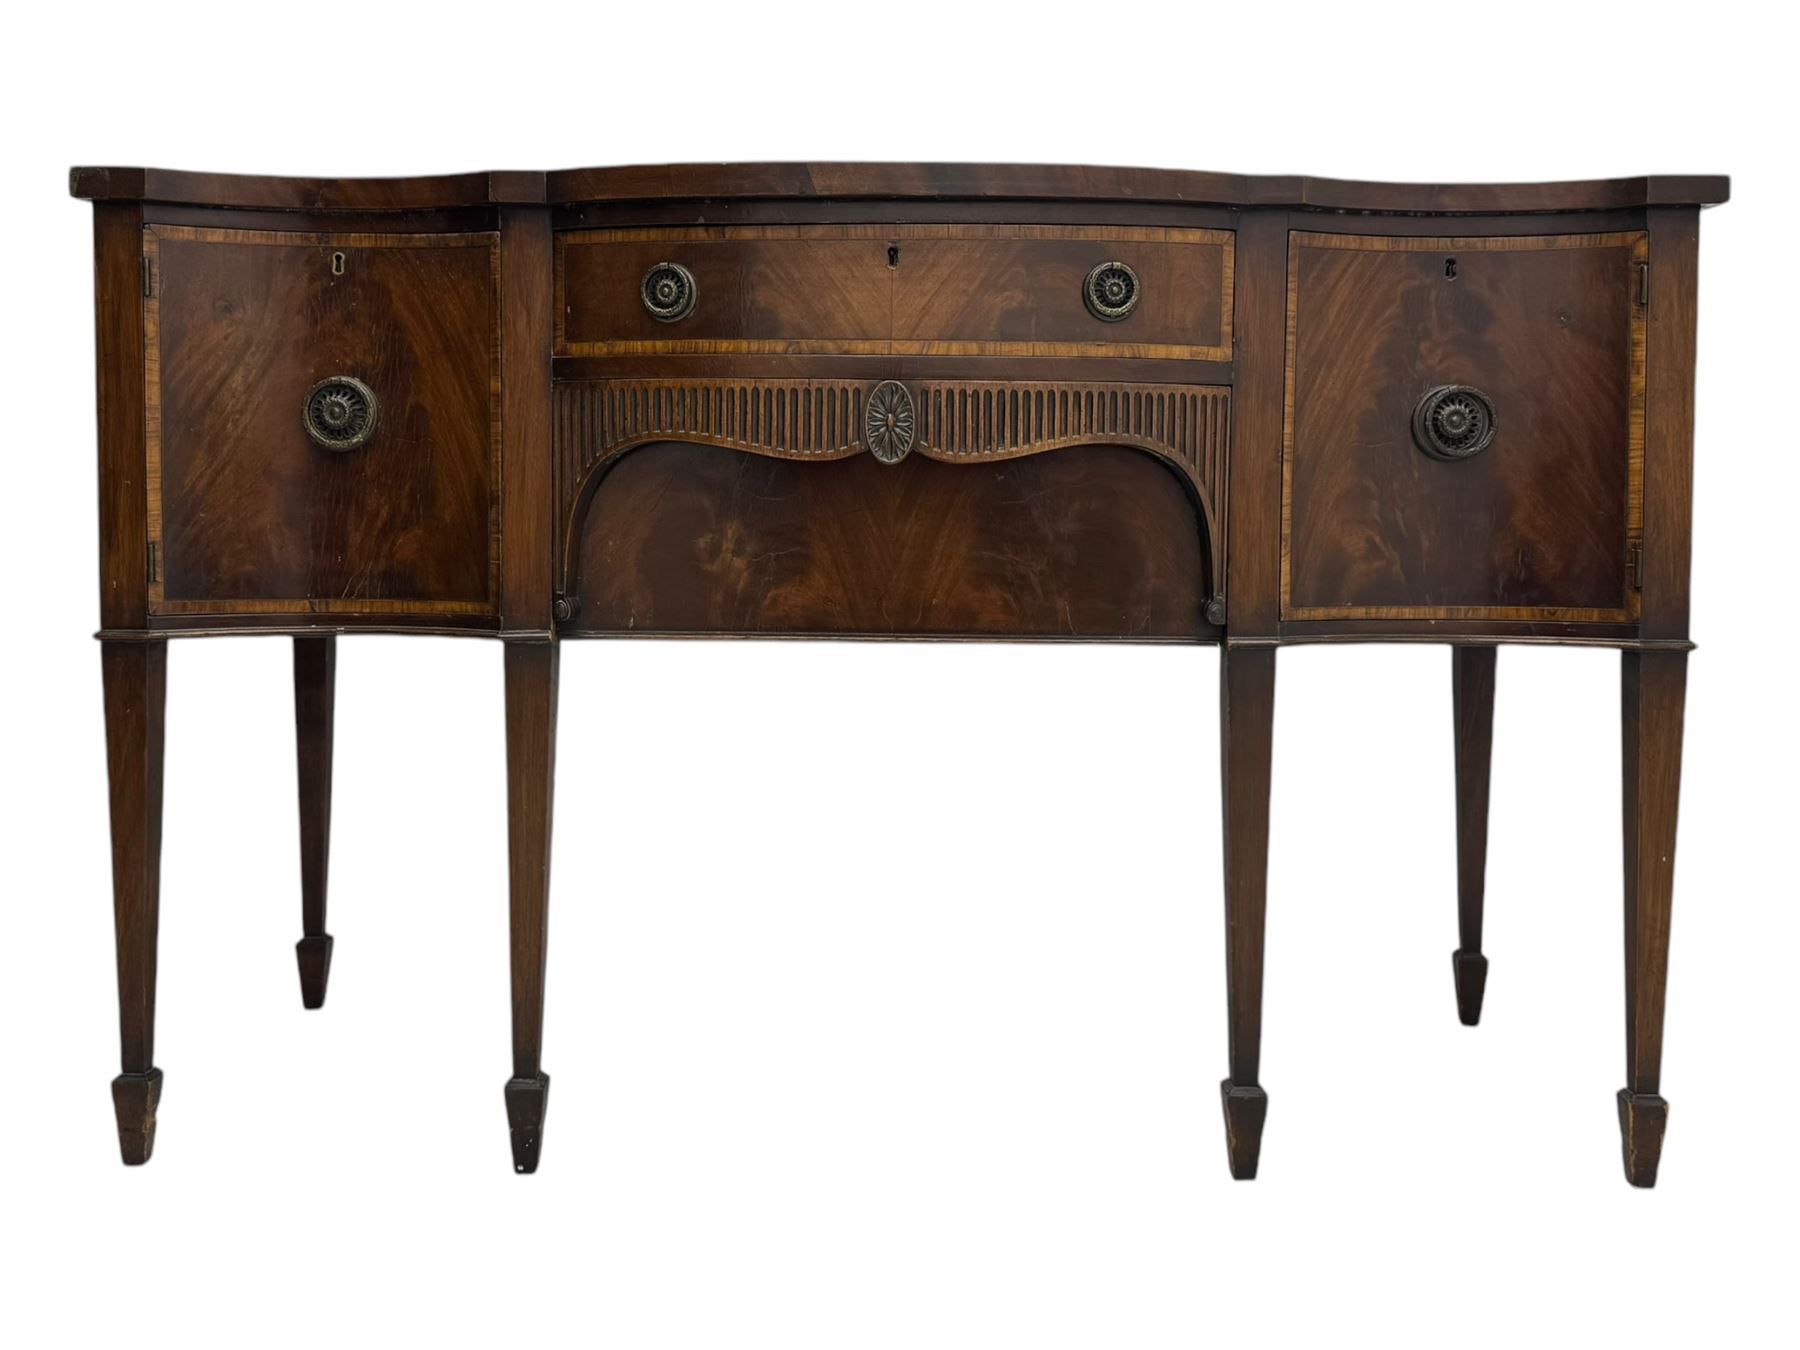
(302, 376, 379, 451)
(1412, 384, 1498, 461)
(864, 380, 916, 464)
(640, 262, 697, 322)
(1083, 260, 1141, 322)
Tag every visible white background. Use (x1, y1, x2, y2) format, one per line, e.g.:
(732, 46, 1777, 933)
(3, 2, 1793, 1344)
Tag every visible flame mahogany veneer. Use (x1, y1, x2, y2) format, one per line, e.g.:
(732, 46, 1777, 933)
(72, 163, 1727, 1184)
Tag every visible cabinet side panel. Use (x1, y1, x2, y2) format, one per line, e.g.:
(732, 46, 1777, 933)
(94, 203, 148, 629)
(1640, 208, 1699, 643)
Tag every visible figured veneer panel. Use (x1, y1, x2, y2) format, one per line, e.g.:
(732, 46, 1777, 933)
(556, 225, 1232, 361)
(147, 225, 501, 615)
(1282, 232, 1646, 622)
(890, 227, 1231, 357)
(567, 443, 1210, 639)
(550, 378, 1229, 622)
(559, 227, 892, 353)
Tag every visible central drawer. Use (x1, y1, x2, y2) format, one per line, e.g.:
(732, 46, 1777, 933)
(556, 224, 1233, 361)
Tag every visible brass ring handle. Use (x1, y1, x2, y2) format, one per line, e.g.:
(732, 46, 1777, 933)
(1412, 385, 1497, 461)
(303, 376, 379, 451)
(641, 262, 697, 322)
(1083, 261, 1141, 321)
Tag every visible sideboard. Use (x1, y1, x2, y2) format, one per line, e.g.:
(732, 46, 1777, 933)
(71, 163, 1727, 1184)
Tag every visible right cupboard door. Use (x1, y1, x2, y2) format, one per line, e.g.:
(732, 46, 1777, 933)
(1282, 231, 1647, 622)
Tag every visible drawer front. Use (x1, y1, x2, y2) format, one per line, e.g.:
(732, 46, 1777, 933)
(1282, 231, 1647, 622)
(557, 225, 1233, 360)
(146, 225, 499, 616)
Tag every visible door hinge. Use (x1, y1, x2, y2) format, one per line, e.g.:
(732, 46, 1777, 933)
(146, 540, 159, 584)
(141, 256, 155, 298)
(1637, 261, 1650, 307)
(1627, 539, 1644, 589)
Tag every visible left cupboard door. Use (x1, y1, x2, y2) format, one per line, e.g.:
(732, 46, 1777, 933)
(144, 225, 501, 618)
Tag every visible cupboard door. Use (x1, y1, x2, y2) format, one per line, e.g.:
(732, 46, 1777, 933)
(1282, 231, 1646, 621)
(148, 225, 499, 616)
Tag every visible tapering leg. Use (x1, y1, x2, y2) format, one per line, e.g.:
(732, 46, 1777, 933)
(503, 641, 559, 1173)
(102, 640, 168, 1165)
(1618, 650, 1686, 1187)
(1219, 645, 1275, 1179)
(1451, 645, 1497, 1025)
(294, 636, 336, 1009)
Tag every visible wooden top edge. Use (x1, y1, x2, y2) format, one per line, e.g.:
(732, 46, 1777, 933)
(543, 164, 1730, 213)
(69, 164, 1730, 214)
(69, 166, 547, 209)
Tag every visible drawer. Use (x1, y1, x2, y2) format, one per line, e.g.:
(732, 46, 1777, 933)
(145, 225, 500, 616)
(1281, 230, 1648, 622)
(556, 224, 1233, 360)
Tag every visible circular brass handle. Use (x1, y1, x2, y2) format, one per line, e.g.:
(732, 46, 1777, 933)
(1412, 385, 1497, 461)
(641, 262, 697, 322)
(1083, 261, 1141, 322)
(303, 376, 379, 451)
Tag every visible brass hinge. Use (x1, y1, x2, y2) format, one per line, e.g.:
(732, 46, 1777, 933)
(141, 256, 154, 298)
(146, 540, 159, 584)
(1637, 261, 1650, 307)
(1627, 539, 1644, 589)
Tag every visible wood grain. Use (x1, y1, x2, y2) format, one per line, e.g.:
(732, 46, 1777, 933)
(535, 163, 1729, 214)
(73, 166, 544, 210)
(1282, 232, 1648, 621)
(500, 206, 556, 630)
(293, 636, 336, 1010)
(146, 225, 501, 615)
(1224, 212, 1290, 636)
(73, 163, 1728, 215)
(1640, 209, 1700, 644)
(557, 224, 1232, 361)
(1451, 645, 1497, 1025)
(102, 639, 167, 1164)
(566, 442, 1212, 640)
(552, 377, 1227, 598)
(93, 203, 148, 629)
(503, 641, 558, 1174)
(1219, 645, 1275, 1178)
(1619, 649, 1686, 1186)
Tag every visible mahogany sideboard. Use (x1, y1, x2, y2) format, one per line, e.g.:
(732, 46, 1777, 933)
(71, 163, 1728, 1184)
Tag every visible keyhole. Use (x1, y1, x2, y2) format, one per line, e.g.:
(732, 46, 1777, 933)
(331, 251, 346, 276)
(887, 245, 900, 269)
(1444, 257, 1457, 279)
